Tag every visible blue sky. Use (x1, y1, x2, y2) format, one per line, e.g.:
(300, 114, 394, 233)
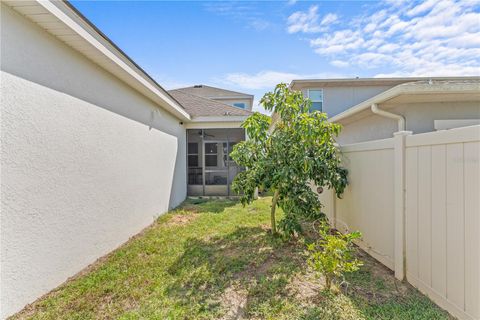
(71, 0, 480, 113)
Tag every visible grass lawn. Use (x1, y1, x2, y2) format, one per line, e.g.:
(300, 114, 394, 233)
(13, 197, 451, 320)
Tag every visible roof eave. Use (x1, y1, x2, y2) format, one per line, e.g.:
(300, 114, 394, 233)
(190, 115, 249, 123)
(6, 0, 191, 121)
(290, 76, 480, 90)
(330, 81, 480, 123)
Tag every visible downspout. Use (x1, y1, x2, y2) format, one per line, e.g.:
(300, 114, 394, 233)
(371, 103, 405, 131)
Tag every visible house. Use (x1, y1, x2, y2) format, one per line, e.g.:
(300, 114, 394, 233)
(290, 77, 480, 144)
(290, 78, 480, 320)
(0, 1, 251, 317)
(168, 87, 252, 196)
(2, 0, 478, 318)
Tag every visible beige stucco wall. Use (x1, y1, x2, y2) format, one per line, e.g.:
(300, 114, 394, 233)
(301, 85, 394, 117)
(338, 101, 480, 144)
(1, 5, 186, 318)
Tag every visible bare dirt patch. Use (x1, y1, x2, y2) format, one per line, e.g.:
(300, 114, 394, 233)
(220, 285, 248, 320)
(165, 213, 199, 226)
(288, 273, 323, 301)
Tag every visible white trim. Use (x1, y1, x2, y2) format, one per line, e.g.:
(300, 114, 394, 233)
(185, 121, 245, 129)
(340, 137, 394, 153)
(406, 125, 480, 147)
(291, 76, 480, 89)
(191, 116, 249, 123)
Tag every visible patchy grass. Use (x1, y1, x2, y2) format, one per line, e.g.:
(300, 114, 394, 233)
(12, 197, 451, 320)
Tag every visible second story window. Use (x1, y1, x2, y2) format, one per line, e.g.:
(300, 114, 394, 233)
(308, 89, 323, 111)
(232, 102, 246, 109)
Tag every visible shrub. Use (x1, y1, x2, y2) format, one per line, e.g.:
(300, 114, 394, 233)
(307, 225, 362, 291)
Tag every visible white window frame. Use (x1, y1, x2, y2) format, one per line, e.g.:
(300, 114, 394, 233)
(307, 89, 323, 111)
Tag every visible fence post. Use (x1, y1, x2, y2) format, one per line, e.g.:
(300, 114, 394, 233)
(393, 131, 412, 280)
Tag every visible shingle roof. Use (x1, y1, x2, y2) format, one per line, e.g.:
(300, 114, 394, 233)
(168, 90, 253, 117)
(173, 85, 253, 99)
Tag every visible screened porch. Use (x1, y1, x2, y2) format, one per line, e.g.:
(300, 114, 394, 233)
(187, 128, 246, 196)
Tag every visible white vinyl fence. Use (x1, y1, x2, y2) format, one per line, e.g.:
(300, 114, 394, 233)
(318, 125, 480, 320)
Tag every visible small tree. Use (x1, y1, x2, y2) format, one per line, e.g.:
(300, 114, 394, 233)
(230, 83, 347, 236)
(307, 226, 362, 291)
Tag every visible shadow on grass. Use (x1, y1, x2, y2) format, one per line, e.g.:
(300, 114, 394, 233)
(166, 225, 451, 320)
(166, 226, 306, 318)
(341, 250, 451, 320)
(179, 198, 240, 213)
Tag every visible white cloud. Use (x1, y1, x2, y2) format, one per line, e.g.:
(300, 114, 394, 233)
(218, 70, 346, 90)
(406, 0, 438, 16)
(153, 74, 192, 90)
(330, 60, 350, 68)
(287, 5, 322, 33)
(298, 0, 480, 76)
(321, 13, 338, 25)
(249, 18, 271, 31)
(287, 6, 339, 34)
(204, 2, 273, 32)
(311, 30, 365, 54)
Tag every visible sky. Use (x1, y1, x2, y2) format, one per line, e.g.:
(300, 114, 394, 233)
(71, 0, 480, 113)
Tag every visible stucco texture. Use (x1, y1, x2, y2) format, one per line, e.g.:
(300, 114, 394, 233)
(338, 101, 480, 144)
(1, 5, 186, 318)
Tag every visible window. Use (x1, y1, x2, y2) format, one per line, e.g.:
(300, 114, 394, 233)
(308, 89, 323, 111)
(232, 102, 246, 109)
(188, 143, 199, 167)
(204, 143, 218, 167)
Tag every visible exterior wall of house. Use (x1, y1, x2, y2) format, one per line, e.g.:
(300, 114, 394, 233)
(300, 85, 394, 117)
(1, 5, 186, 318)
(337, 101, 480, 144)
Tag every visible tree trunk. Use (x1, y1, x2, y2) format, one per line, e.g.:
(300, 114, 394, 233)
(325, 276, 332, 291)
(271, 189, 280, 235)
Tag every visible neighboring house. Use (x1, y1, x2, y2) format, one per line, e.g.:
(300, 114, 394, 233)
(291, 78, 480, 144)
(168, 88, 252, 196)
(0, 1, 251, 318)
(171, 84, 254, 111)
(291, 78, 480, 320)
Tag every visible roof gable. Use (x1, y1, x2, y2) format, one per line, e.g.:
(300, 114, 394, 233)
(173, 85, 253, 99)
(168, 90, 252, 118)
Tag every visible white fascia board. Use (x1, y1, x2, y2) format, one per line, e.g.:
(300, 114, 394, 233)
(185, 121, 245, 129)
(290, 76, 480, 89)
(36, 0, 191, 121)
